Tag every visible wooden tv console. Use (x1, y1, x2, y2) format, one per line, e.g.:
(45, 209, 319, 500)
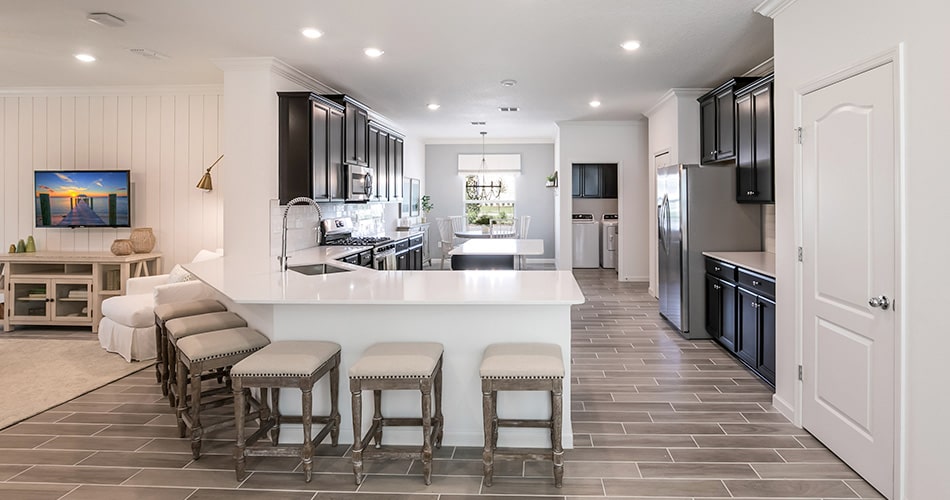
(0, 251, 162, 334)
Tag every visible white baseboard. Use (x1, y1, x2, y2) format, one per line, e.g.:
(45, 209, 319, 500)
(772, 393, 797, 425)
(619, 275, 648, 282)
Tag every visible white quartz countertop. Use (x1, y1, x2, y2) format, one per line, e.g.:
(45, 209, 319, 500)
(702, 251, 776, 278)
(449, 239, 544, 256)
(184, 248, 584, 306)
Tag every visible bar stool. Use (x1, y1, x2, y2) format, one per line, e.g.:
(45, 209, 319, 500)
(154, 299, 226, 395)
(175, 326, 270, 459)
(231, 341, 342, 482)
(480, 343, 564, 487)
(165, 311, 247, 407)
(349, 342, 444, 485)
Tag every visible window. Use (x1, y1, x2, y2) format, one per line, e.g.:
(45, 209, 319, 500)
(463, 173, 516, 226)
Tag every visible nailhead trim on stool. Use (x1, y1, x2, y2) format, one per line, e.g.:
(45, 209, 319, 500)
(154, 299, 226, 397)
(348, 342, 445, 485)
(231, 341, 342, 482)
(165, 311, 247, 407)
(175, 327, 269, 459)
(480, 342, 564, 488)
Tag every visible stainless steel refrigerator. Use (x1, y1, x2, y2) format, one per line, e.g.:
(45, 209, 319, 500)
(657, 164, 762, 339)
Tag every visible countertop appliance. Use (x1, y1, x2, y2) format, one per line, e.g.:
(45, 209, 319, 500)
(601, 214, 618, 269)
(345, 164, 374, 202)
(657, 164, 762, 339)
(571, 214, 601, 268)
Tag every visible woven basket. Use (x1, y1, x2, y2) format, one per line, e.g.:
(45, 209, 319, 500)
(129, 227, 156, 253)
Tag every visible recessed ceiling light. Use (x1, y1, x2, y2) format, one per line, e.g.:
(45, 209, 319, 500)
(621, 40, 641, 51)
(500, 79, 517, 87)
(364, 48, 384, 58)
(75, 54, 96, 63)
(589, 100, 602, 108)
(427, 103, 440, 111)
(301, 28, 323, 39)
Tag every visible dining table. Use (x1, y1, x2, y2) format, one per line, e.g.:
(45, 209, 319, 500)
(448, 238, 543, 270)
(454, 229, 516, 239)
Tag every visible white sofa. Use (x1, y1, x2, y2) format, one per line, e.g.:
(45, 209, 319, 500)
(98, 250, 221, 361)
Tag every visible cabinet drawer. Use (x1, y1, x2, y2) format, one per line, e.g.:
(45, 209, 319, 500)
(738, 269, 775, 299)
(395, 238, 410, 252)
(705, 258, 736, 282)
(409, 234, 423, 247)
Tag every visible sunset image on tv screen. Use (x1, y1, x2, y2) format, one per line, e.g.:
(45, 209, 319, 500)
(34, 171, 130, 227)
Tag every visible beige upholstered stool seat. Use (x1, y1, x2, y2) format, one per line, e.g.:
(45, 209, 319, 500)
(176, 327, 269, 362)
(175, 327, 270, 459)
(166, 312, 247, 341)
(231, 341, 342, 482)
(480, 342, 564, 488)
(348, 342, 443, 379)
(154, 299, 226, 399)
(231, 341, 341, 377)
(479, 343, 565, 379)
(154, 299, 226, 322)
(349, 342, 445, 486)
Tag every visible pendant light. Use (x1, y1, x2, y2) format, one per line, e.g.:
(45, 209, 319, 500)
(465, 132, 502, 200)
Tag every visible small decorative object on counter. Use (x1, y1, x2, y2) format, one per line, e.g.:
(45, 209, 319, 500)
(8, 244, 15, 253)
(110, 239, 134, 256)
(129, 227, 156, 253)
(25, 235, 36, 252)
(16, 239, 25, 253)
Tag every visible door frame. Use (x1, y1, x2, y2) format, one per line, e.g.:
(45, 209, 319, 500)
(793, 46, 906, 498)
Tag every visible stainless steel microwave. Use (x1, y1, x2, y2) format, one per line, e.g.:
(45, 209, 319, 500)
(346, 164, 373, 202)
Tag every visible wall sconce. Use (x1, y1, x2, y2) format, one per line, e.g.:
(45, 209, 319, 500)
(196, 154, 224, 191)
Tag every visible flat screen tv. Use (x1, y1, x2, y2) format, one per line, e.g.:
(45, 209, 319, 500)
(34, 170, 131, 228)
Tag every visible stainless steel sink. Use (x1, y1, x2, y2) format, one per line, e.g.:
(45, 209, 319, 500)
(288, 263, 352, 276)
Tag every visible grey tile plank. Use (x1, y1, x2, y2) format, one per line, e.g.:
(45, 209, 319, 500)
(0, 463, 29, 480)
(356, 474, 483, 494)
(693, 435, 805, 449)
(0, 422, 108, 436)
(0, 482, 78, 500)
(638, 462, 757, 479)
(77, 450, 195, 468)
(190, 489, 316, 500)
(37, 436, 152, 451)
(0, 449, 95, 465)
(724, 478, 859, 498)
(123, 468, 239, 488)
(603, 478, 731, 497)
(753, 463, 861, 479)
(9, 464, 140, 484)
(238, 471, 357, 491)
(475, 476, 604, 496)
(669, 448, 786, 463)
(61, 485, 197, 500)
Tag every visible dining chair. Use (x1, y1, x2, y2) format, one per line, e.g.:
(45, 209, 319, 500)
(448, 215, 469, 245)
(517, 215, 532, 239)
(435, 218, 456, 270)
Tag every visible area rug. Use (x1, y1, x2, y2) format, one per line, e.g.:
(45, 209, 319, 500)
(0, 339, 153, 429)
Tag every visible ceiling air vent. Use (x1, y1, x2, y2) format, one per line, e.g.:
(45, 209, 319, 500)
(87, 12, 126, 28)
(498, 107, 520, 112)
(129, 48, 169, 60)
(470, 121, 486, 126)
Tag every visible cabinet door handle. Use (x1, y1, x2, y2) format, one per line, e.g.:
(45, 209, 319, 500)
(751, 302, 759, 309)
(746, 190, 756, 196)
(714, 266, 721, 271)
(713, 284, 721, 290)
(752, 280, 761, 286)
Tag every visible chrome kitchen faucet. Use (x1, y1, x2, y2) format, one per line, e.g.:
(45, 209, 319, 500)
(279, 197, 323, 272)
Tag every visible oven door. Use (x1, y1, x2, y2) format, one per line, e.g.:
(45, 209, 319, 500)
(374, 248, 397, 270)
(347, 164, 374, 202)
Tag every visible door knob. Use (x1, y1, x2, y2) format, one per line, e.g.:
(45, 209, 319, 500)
(868, 295, 890, 310)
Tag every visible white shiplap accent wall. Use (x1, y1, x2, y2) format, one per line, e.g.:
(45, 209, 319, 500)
(0, 89, 223, 272)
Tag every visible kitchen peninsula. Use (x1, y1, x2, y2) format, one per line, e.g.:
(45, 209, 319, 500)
(184, 250, 585, 448)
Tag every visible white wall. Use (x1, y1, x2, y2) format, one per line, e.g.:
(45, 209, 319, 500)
(0, 88, 223, 271)
(643, 90, 705, 295)
(555, 121, 649, 280)
(424, 142, 556, 259)
(772, 0, 950, 497)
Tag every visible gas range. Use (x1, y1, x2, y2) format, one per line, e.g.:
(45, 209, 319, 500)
(324, 235, 392, 247)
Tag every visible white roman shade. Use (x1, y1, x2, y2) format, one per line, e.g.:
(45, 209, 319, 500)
(457, 154, 522, 174)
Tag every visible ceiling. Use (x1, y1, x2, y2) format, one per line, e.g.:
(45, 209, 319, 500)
(0, 0, 773, 140)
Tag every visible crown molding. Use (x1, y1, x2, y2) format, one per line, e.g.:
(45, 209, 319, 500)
(555, 119, 645, 130)
(0, 84, 223, 96)
(424, 137, 555, 145)
(742, 57, 775, 77)
(213, 57, 337, 94)
(754, 0, 798, 18)
(644, 88, 710, 117)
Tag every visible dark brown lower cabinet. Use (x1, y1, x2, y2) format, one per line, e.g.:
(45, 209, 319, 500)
(705, 257, 775, 385)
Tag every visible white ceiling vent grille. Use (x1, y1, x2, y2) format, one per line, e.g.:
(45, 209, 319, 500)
(498, 107, 520, 112)
(129, 48, 169, 60)
(470, 121, 486, 126)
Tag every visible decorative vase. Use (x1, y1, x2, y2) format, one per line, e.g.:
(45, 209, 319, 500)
(25, 235, 36, 252)
(129, 227, 156, 253)
(16, 239, 25, 253)
(8, 244, 15, 253)
(110, 239, 134, 256)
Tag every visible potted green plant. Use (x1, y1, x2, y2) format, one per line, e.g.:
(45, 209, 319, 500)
(421, 195, 434, 222)
(545, 171, 558, 187)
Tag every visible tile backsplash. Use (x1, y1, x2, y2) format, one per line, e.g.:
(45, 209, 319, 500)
(269, 200, 400, 256)
(763, 204, 775, 253)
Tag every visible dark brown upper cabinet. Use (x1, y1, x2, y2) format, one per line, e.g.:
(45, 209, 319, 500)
(277, 92, 344, 203)
(698, 77, 756, 164)
(572, 164, 617, 199)
(323, 95, 370, 167)
(735, 74, 775, 203)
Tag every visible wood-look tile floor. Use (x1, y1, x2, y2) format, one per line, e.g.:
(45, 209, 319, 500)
(0, 269, 884, 499)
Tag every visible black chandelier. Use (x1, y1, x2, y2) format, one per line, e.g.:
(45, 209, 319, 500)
(465, 131, 502, 200)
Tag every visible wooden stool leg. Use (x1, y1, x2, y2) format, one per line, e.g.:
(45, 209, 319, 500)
(233, 379, 247, 481)
(189, 363, 204, 459)
(329, 363, 340, 446)
(154, 320, 164, 385)
(481, 381, 495, 487)
(160, 326, 170, 395)
(270, 387, 281, 445)
(175, 357, 188, 438)
(301, 386, 314, 483)
(552, 382, 564, 488)
(491, 391, 499, 449)
(434, 364, 444, 447)
(351, 389, 364, 485)
(167, 338, 178, 407)
(421, 381, 433, 486)
(372, 390, 383, 448)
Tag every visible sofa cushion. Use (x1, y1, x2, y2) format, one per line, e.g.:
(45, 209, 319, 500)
(100, 293, 155, 328)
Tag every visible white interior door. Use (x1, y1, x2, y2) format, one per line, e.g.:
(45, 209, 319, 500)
(801, 61, 898, 498)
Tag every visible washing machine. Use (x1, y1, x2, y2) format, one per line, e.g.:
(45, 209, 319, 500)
(572, 213, 601, 268)
(601, 213, 618, 269)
